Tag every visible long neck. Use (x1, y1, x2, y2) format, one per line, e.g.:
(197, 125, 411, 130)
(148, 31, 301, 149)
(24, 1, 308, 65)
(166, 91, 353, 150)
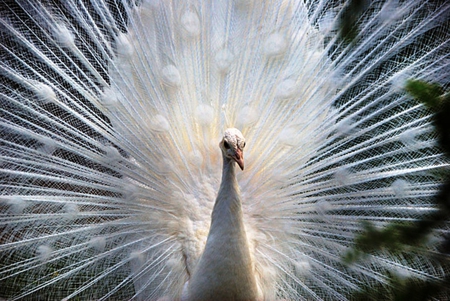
(212, 156, 240, 223)
(187, 156, 259, 301)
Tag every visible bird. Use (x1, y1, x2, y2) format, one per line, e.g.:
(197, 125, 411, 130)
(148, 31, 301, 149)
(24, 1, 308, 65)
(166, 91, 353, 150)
(0, 0, 449, 300)
(186, 128, 260, 301)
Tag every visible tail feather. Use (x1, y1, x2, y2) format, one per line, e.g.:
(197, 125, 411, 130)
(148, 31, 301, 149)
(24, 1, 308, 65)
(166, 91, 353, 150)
(1, 0, 449, 300)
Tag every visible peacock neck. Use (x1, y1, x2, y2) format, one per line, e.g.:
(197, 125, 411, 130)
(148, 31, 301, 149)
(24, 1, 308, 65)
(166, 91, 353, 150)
(210, 156, 247, 243)
(214, 156, 240, 215)
(187, 156, 259, 301)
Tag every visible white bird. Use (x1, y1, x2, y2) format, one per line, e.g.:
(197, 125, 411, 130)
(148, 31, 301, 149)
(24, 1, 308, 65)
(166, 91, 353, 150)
(186, 128, 260, 301)
(0, 0, 449, 300)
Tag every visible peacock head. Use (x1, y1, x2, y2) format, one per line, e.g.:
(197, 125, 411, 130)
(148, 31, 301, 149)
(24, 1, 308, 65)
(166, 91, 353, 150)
(220, 128, 246, 170)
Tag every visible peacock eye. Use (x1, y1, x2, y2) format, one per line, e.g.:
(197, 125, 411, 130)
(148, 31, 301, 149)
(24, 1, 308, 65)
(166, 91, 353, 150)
(242, 142, 246, 148)
(223, 141, 230, 149)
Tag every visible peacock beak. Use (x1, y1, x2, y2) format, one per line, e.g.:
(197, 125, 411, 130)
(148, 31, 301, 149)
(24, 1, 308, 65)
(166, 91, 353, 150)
(232, 149, 244, 170)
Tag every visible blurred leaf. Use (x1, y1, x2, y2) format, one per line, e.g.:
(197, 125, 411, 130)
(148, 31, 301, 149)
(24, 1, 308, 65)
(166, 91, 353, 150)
(405, 79, 444, 109)
(338, 0, 370, 43)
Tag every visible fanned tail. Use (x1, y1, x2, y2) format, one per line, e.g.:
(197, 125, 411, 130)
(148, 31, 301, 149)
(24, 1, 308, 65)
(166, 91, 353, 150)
(1, 0, 449, 300)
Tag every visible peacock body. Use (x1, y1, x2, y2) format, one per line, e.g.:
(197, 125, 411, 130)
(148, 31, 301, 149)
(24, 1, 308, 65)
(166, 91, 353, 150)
(0, 0, 449, 300)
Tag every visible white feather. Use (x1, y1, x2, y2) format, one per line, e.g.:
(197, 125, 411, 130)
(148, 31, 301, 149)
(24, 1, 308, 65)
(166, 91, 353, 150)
(0, 0, 449, 300)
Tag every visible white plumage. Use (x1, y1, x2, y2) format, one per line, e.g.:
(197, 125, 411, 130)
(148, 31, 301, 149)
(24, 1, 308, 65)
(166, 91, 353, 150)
(0, 0, 449, 300)
(186, 128, 259, 301)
